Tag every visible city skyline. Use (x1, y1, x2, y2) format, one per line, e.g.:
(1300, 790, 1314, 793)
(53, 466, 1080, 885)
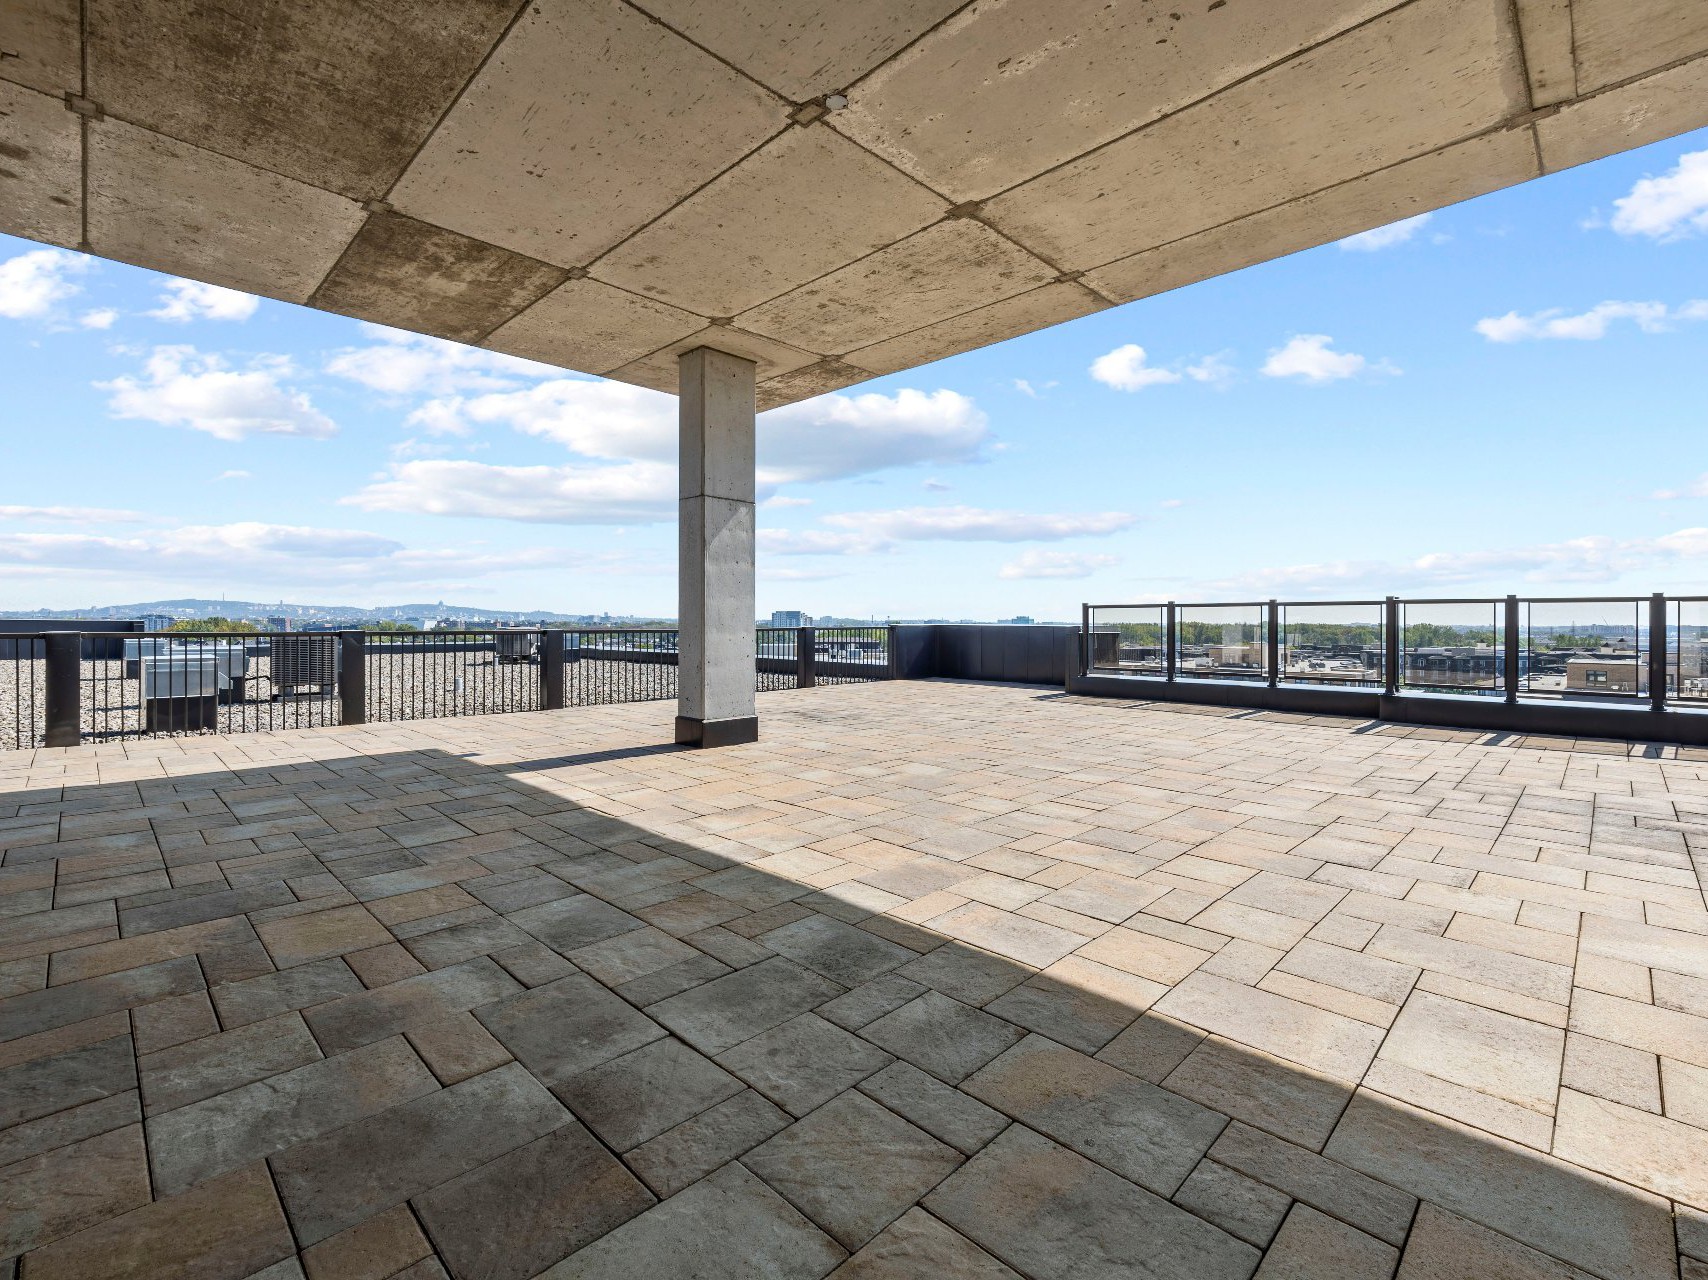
(3, 126, 1707, 617)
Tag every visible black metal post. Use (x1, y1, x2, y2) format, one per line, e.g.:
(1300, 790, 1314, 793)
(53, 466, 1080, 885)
(1267, 600, 1280, 688)
(43, 631, 81, 748)
(1384, 598, 1400, 697)
(338, 630, 366, 726)
(1080, 603, 1090, 676)
(1165, 603, 1177, 683)
(542, 629, 566, 710)
(796, 627, 816, 688)
(1649, 593, 1668, 714)
(1503, 596, 1520, 705)
(886, 624, 900, 680)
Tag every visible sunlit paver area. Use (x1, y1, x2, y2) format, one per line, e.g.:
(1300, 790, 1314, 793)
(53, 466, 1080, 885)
(2, 681, 1706, 1278)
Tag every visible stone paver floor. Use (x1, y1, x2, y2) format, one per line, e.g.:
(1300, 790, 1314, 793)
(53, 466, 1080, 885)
(2, 680, 1707, 1279)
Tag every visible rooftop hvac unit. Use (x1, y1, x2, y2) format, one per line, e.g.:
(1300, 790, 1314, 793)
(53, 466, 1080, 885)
(141, 655, 220, 732)
(272, 633, 338, 695)
(494, 629, 541, 664)
(123, 637, 172, 679)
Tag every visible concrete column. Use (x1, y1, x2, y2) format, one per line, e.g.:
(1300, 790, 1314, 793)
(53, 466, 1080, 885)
(676, 346, 758, 747)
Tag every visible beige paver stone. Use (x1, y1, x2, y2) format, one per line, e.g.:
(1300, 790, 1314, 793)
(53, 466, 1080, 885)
(925, 1124, 1259, 1280)
(1553, 1088, 1708, 1209)
(1394, 1202, 1599, 1279)
(23, 1161, 291, 1279)
(1561, 1033, 1662, 1112)
(254, 905, 391, 969)
(1164, 1035, 1352, 1151)
(827, 1206, 1021, 1279)
(538, 1161, 845, 1280)
(1377, 990, 1564, 1113)
(1255, 1203, 1399, 1279)
(0, 1122, 151, 1257)
(404, 1010, 512, 1085)
(1154, 971, 1385, 1081)
(1570, 989, 1708, 1069)
(300, 1204, 432, 1280)
(1325, 1092, 1676, 1280)
(962, 1035, 1226, 1196)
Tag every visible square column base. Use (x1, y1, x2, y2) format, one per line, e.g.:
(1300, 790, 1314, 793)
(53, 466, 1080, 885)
(675, 715, 759, 748)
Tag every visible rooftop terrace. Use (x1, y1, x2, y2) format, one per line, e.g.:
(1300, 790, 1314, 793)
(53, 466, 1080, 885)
(2, 679, 1706, 1278)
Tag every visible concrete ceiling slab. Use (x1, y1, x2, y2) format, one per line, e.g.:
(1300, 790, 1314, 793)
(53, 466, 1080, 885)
(0, 82, 80, 245)
(88, 120, 366, 303)
(835, 0, 1407, 204)
(310, 212, 568, 345)
(1537, 54, 1708, 174)
(482, 277, 705, 376)
(1513, 0, 1576, 107)
(1084, 128, 1538, 306)
(390, 0, 785, 269)
(629, 0, 965, 102)
(1573, 0, 1708, 93)
(739, 218, 1057, 354)
(983, 0, 1527, 273)
(756, 359, 873, 411)
(4, 0, 1705, 408)
(591, 122, 947, 317)
(85, 0, 520, 199)
(843, 280, 1106, 377)
(0, 0, 80, 96)
(606, 324, 820, 395)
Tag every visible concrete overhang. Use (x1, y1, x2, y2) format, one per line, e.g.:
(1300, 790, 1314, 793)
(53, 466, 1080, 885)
(3, 0, 1706, 408)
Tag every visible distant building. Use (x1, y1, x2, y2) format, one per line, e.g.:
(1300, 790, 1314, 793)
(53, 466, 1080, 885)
(266, 616, 291, 632)
(1566, 657, 1646, 694)
(141, 614, 175, 631)
(770, 610, 811, 628)
(1002, 615, 1036, 625)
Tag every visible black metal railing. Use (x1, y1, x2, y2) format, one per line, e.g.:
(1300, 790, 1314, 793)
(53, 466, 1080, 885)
(1082, 593, 1707, 733)
(1, 634, 45, 751)
(0, 621, 909, 751)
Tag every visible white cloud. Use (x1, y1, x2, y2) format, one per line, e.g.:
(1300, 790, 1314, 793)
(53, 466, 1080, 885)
(435, 379, 991, 486)
(1013, 379, 1058, 399)
(80, 308, 118, 330)
(1260, 334, 1371, 382)
(1160, 499, 1185, 509)
(0, 249, 90, 319)
(344, 459, 675, 525)
(764, 506, 1137, 556)
(1184, 353, 1235, 386)
(0, 505, 150, 524)
(1338, 212, 1432, 251)
(763, 495, 813, 508)
(148, 279, 259, 323)
(1610, 149, 1708, 241)
(1090, 344, 1181, 391)
(327, 325, 558, 396)
(999, 550, 1119, 580)
(102, 346, 337, 441)
(1475, 300, 1706, 342)
(217, 470, 252, 482)
(761, 389, 990, 484)
(1654, 474, 1708, 500)
(1210, 527, 1708, 594)
(0, 520, 644, 590)
(923, 479, 951, 492)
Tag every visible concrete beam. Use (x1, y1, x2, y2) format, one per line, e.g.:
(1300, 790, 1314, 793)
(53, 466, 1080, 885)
(676, 346, 758, 749)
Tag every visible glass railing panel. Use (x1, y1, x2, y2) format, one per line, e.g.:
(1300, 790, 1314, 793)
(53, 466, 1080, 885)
(1176, 604, 1267, 683)
(1675, 600, 1708, 707)
(1086, 606, 1166, 676)
(1520, 599, 1646, 704)
(1279, 603, 1384, 688)
(1398, 601, 1504, 696)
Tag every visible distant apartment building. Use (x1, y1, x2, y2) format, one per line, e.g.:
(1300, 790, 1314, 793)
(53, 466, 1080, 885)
(770, 610, 811, 628)
(266, 616, 291, 632)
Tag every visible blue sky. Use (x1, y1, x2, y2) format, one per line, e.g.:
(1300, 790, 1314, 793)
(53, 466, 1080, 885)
(2, 127, 1706, 621)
